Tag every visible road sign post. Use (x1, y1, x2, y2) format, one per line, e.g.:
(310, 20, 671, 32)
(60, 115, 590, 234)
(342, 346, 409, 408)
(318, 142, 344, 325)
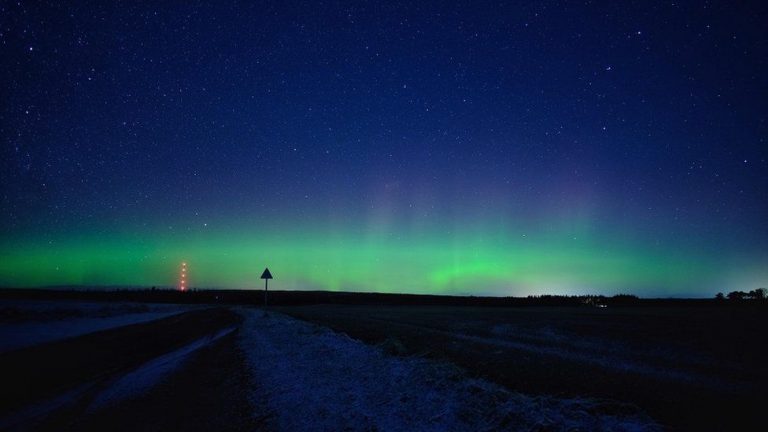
(261, 267, 273, 309)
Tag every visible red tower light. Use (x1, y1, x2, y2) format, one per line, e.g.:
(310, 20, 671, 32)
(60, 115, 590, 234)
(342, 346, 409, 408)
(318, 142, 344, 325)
(179, 262, 188, 291)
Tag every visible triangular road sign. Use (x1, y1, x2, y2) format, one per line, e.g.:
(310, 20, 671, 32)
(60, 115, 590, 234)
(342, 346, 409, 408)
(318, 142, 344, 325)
(261, 268, 273, 279)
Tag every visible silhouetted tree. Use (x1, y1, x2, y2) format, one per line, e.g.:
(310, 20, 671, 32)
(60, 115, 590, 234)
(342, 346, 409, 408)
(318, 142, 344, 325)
(755, 288, 767, 300)
(715, 292, 725, 300)
(727, 291, 746, 300)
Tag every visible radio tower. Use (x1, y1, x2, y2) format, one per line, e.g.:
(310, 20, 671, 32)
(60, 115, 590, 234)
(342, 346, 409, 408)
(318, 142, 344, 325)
(179, 262, 187, 291)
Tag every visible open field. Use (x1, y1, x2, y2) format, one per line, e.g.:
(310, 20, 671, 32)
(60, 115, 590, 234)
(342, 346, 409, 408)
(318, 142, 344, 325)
(277, 304, 768, 431)
(0, 300, 199, 353)
(1, 297, 764, 431)
(0, 303, 246, 431)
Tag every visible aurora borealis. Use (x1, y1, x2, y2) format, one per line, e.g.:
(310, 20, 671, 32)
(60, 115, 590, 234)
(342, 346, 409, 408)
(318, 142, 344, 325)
(2, 212, 766, 296)
(1, 1, 766, 296)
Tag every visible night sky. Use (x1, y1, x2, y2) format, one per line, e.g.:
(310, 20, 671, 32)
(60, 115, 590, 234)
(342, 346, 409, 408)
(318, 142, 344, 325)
(1, 1, 766, 296)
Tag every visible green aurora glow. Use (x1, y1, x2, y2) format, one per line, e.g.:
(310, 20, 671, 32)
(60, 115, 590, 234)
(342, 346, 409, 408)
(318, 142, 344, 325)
(1, 221, 764, 297)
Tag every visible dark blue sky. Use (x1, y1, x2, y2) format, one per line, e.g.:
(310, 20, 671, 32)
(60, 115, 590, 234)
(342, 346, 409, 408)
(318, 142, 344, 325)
(1, 1, 766, 294)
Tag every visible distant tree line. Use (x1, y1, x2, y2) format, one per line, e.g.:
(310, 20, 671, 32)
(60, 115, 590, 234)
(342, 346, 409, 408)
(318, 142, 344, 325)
(526, 294, 639, 307)
(715, 288, 767, 301)
(526, 294, 638, 300)
(525, 294, 638, 299)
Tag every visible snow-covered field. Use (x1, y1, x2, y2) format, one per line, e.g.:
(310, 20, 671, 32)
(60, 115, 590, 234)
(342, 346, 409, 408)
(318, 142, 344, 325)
(0, 300, 192, 352)
(237, 308, 660, 431)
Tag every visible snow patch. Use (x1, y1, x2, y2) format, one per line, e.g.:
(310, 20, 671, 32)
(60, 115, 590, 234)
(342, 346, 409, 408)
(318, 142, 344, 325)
(88, 326, 236, 411)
